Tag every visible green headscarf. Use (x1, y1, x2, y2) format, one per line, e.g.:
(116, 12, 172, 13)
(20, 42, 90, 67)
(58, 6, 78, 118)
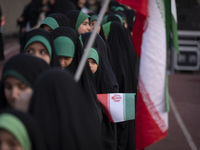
(89, 15, 98, 24)
(0, 113, 31, 150)
(88, 48, 99, 65)
(53, 36, 75, 57)
(102, 22, 111, 38)
(40, 17, 59, 30)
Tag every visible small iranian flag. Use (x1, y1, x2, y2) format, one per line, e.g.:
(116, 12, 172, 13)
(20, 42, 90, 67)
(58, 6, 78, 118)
(97, 93, 135, 123)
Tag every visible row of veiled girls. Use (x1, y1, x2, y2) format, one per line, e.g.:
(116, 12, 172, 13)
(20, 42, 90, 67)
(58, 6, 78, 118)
(0, 2, 139, 150)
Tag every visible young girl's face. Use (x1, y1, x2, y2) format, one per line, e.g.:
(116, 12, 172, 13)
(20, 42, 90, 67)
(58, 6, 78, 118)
(88, 58, 98, 74)
(25, 42, 51, 64)
(4, 76, 32, 111)
(42, 25, 53, 33)
(58, 56, 73, 69)
(89, 20, 101, 33)
(0, 129, 23, 150)
(78, 18, 90, 35)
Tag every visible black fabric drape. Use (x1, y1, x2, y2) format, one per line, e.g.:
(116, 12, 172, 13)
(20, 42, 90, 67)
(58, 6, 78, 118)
(29, 69, 104, 150)
(103, 21, 137, 150)
(41, 13, 72, 29)
(80, 32, 119, 93)
(80, 32, 119, 150)
(46, 0, 76, 16)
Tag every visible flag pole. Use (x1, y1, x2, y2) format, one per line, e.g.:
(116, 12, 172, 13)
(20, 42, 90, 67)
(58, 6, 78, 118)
(74, 0, 110, 82)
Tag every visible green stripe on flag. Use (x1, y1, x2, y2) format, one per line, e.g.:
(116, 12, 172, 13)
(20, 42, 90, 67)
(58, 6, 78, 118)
(165, 74, 170, 112)
(171, 13, 179, 53)
(164, 0, 179, 53)
(123, 93, 135, 121)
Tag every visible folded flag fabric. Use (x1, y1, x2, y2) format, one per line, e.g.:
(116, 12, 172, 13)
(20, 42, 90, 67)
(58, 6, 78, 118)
(97, 93, 135, 123)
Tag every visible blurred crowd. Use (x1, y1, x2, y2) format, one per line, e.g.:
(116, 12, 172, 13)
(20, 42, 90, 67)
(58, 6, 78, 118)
(0, 0, 140, 150)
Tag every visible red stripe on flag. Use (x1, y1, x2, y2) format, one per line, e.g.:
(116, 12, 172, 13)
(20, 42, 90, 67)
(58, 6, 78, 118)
(116, 0, 148, 16)
(115, 0, 149, 58)
(135, 77, 168, 149)
(97, 94, 114, 122)
(132, 12, 147, 58)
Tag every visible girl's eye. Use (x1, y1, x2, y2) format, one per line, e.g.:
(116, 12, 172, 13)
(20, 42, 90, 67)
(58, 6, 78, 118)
(9, 141, 18, 147)
(91, 60, 96, 64)
(90, 23, 94, 26)
(40, 50, 48, 55)
(26, 49, 33, 54)
(83, 22, 89, 26)
(18, 83, 28, 90)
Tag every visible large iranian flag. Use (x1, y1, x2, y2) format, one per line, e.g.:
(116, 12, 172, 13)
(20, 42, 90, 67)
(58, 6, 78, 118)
(116, 0, 172, 149)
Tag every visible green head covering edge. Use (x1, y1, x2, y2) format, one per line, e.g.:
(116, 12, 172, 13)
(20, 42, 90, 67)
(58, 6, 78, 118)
(40, 17, 59, 30)
(54, 36, 75, 57)
(0, 113, 31, 150)
(102, 22, 111, 39)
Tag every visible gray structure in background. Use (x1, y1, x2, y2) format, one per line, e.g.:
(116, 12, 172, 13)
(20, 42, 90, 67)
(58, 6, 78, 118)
(0, 0, 31, 36)
(174, 30, 200, 71)
(172, 0, 200, 72)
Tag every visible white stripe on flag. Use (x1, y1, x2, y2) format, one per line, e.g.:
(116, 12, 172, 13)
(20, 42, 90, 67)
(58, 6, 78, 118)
(140, 0, 168, 131)
(109, 93, 124, 122)
(171, 0, 177, 22)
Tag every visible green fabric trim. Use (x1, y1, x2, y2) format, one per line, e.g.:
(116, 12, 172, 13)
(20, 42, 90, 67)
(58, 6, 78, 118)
(40, 17, 59, 30)
(89, 15, 98, 24)
(24, 35, 52, 59)
(0, 114, 31, 150)
(114, 6, 125, 11)
(101, 15, 108, 25)
(102, 22, 111, 38)
(75, 12, 90, 32)
(54, 36, 75, 57)
(79, 35, 84, 47)
(165, 73, 170, 112)
(114, 14, 124, 25)
(2, 70, 31, 87)
(88, 48, 99, 65)
(165, 0, 170, 52)
(171, 15, 179, 53)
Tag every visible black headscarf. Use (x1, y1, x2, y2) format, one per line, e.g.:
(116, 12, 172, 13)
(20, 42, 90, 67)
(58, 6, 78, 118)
(0, 108, 47, 150)
(29, 69, 104, 150)
(123, 8, 136, 33)
(0, 54, 50, 110)
(20, 28, 61, 67)
(51, 26, 82, 73)
(24, 0, 45, 28)
(40, 13, 72, 30)
(46, 0, 76, 16)
(102, 13, 123, 26)
(79, 32, 119, 93)
(80, 32, 119, 150)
